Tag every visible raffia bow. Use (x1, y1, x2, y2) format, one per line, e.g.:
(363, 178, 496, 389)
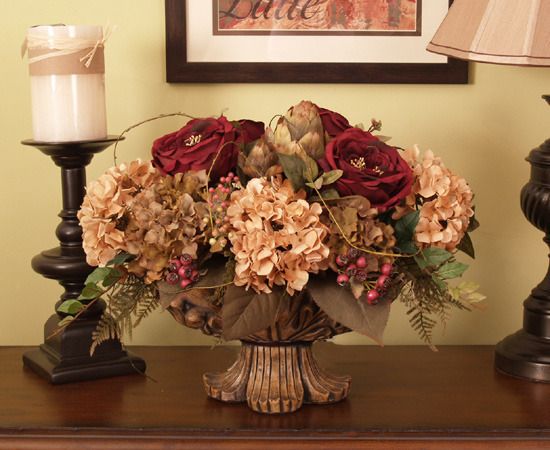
(22, 25, 114, 68)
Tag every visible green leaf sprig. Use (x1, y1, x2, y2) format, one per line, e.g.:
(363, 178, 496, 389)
(54, 253, 133, 333)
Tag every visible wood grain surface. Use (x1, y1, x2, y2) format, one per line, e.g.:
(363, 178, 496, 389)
(1, 345, 549, 449)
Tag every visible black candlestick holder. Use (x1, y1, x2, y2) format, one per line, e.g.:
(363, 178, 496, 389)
(21, 137, 146, 384)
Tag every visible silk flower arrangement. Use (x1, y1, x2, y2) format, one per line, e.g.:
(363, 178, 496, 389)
(63, 101, 483, 413)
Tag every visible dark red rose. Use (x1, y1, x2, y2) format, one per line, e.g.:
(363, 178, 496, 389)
(318, 128, 413, 211)
(318, 107, 352, 137)
(151, 117, 264, 181)
(237, 119, 265, 143)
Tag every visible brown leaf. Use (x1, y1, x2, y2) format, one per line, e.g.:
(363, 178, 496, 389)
(222, 285, 285, 341)
(308, 274, 391, 345)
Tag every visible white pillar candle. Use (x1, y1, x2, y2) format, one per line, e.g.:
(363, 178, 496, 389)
(26, 25, 108, 142)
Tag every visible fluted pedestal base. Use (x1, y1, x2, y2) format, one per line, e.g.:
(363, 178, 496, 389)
(203, 342, 351, 414)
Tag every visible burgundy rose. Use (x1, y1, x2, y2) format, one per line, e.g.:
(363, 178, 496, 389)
(318, 128, 413, 211)
(152, 116, 264, 181)
(318, 107, 352, 137)
(237, 119, 265, 144)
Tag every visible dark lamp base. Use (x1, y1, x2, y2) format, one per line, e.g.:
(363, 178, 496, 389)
(494, 95, 550, 383)
(495, 330, 550, 382)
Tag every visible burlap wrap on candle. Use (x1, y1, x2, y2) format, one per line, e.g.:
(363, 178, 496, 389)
(28, 46, 105, 76)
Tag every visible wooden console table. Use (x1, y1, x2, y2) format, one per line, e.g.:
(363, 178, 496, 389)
(1, 345, 549, 449)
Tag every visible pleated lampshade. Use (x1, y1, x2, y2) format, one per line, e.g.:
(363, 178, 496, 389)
(427, 0, 550, 66)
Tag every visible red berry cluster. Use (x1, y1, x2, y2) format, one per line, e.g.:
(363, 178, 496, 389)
(335, 248, 393, 305)
(206, 172, 240, 250)
(165, 253, 199, 289)
(366, 263, 393, 305)
(336, 248, 367, 285)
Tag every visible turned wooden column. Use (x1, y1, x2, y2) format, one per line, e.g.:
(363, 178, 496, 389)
(21, 137, 146, 384)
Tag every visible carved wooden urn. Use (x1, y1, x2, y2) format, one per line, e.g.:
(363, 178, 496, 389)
(167, 290, 351, 414)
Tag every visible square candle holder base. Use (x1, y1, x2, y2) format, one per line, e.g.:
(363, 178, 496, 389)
(23, 314, 146, 385)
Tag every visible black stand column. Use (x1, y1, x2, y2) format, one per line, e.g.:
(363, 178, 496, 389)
(21, 137, 146, 384)
(495, 96, 550, 382)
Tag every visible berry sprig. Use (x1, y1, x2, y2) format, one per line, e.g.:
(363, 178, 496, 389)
(366, 263, 393, 305)
(204, 172, 241, 252)
(336, 248, 369, 285)
(335, 248, 393, 305)
(165, 253, 200, 289)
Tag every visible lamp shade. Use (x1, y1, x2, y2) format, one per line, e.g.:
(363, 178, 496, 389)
(427, 0, 550, 66)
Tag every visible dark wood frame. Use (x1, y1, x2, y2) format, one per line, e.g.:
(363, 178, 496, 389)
(165, 0, 468, 84)
(212, 0, 423, 37)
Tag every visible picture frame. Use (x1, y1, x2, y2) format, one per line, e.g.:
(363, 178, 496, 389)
(165, 0, 468, 84)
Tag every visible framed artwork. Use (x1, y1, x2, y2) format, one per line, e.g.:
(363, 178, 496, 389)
(165, 0, 468, 84)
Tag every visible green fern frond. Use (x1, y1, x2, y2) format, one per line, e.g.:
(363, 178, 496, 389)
(90, 314, 120, 356)
(134, 295, 160, 327)
(91, 275, 159, 353)
(399, 270, 463, 348)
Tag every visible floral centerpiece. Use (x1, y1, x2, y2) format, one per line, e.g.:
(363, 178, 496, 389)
(64, 101, 483, 414)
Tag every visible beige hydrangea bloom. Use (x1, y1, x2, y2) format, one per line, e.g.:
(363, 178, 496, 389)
(125, 173, 200, 283)
(321, 195, 396, 273)
(227, 177, 329, 295)
(78, 160, 160, 267)
(397, 146, 474, 251)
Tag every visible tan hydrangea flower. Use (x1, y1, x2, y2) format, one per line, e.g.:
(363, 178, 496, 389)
(396, 146, 474, 251)
(178, 169, 209, 200)
(227, 177, 329, 295)
(125, 173, 202, 283)
(78, 160, 160, 267)
(321, 196, 396, 273)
